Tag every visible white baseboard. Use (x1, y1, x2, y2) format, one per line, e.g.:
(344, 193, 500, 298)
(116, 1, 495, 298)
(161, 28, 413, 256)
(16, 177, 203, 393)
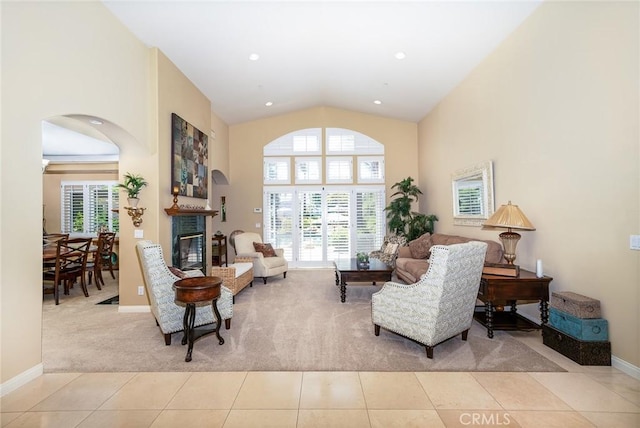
(118, 305, 150, 313)
(612, 355, 640, 380)
(0, 363, 43, 397)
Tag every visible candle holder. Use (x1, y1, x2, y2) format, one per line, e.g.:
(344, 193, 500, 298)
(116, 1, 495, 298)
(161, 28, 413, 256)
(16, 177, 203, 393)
(125, 206, 146, 227)
(171, 186, 180, 210)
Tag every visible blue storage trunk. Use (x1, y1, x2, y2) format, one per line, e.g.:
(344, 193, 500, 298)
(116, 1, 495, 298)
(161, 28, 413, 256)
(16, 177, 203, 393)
(549, 308, 608, 341)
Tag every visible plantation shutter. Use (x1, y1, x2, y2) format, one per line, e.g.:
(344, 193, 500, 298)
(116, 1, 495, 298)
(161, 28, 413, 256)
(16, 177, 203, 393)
(326, 191, 350, 260)
(61, 182, 119, 234)
(263, 190, 294, 260)
(355, 188, 386, 254)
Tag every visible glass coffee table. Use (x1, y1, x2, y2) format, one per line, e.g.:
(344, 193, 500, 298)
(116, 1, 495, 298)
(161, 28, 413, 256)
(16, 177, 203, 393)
(333, 258, 393, 303)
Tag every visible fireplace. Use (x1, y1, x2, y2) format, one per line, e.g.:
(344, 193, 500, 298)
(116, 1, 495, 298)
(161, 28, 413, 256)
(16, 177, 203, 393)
(172, 216, 206, 273)
(177, 232, 204, 271)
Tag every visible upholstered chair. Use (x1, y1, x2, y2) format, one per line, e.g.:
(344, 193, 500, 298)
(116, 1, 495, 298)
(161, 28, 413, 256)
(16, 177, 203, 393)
(369, 234, 407, 267)
(234, 232, 288, 284)
(135, 240, 233, 345)
(372, 241, 487, 358)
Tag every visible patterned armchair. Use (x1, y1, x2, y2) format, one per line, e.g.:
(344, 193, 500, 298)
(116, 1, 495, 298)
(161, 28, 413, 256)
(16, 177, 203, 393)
(372, 241, 487, 358)
(136, 240, 233, 345)
(369, 234, 407, 267)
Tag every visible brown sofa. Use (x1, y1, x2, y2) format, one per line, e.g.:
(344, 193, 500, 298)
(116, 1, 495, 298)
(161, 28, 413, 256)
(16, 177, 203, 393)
(394, 233, 504, 283)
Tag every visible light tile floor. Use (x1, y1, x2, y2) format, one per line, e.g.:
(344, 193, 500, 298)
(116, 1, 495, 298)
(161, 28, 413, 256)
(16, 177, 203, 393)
(1, 360, 639, 427)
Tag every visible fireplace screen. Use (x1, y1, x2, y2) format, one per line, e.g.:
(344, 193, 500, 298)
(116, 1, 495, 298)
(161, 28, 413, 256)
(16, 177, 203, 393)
(177, 232, 204, 271)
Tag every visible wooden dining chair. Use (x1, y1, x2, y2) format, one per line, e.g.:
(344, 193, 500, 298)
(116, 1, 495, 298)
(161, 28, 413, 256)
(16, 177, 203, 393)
(43, 237, 92, 304)
(87, 232, 116, 288)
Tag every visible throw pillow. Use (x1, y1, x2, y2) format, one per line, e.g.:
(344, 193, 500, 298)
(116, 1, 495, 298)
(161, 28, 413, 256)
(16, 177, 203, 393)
(384, 242, 399, 255)
(408, 233, 432, 259)
(253, 242, 276, 257)
(168, 266, 187, 278)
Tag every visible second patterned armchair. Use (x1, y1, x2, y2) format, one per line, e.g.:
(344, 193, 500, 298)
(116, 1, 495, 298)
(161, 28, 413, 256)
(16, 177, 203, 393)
(372, 241, 487, 359)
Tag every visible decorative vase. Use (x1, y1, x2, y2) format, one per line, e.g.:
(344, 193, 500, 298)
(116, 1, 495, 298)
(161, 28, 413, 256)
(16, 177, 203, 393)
(127, 197, 139, 208)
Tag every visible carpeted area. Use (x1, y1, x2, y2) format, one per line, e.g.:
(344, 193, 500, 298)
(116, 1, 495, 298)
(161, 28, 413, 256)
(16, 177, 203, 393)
(42, 269, 565, 373)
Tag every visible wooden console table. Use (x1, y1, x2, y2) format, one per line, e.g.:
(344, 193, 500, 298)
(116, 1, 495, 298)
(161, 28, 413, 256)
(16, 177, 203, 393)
(474, 268, 552, 338)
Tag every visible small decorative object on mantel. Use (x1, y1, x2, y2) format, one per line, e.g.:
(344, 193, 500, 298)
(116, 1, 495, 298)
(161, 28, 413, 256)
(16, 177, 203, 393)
(221, 196, 227, 222)
(356, 252, 370, 268)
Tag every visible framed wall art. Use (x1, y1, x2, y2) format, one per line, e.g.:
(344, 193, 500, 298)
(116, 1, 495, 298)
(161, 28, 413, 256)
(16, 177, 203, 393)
(171, 113, 208, 199)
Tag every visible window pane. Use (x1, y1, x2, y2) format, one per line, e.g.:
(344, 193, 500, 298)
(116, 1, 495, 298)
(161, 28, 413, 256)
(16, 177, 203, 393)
(61, 182, 119, 234)
(326, 158, 353, 183)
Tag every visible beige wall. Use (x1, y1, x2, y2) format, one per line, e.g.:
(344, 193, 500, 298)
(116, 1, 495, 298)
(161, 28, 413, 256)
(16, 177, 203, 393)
(1, 1, 152, 385)
(223, 107, 418, 256)
(1, 2, 214, 386)
(155, 49, 216, 275)
(418, 1, 639, 366)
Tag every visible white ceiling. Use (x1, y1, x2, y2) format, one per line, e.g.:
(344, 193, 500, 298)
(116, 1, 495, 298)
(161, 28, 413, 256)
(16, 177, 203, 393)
(45, 1, 542, 160)
(104, 0, 542, 125)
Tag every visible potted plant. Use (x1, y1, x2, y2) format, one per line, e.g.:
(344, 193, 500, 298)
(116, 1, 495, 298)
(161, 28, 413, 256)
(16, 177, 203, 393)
(117, 172, 148, 207)
(356, 252, 370, 268)
(385, 177, 438, 241)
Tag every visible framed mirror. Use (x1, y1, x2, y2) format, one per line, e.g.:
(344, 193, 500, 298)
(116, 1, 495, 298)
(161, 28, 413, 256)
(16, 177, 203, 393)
(452, 161, 494, 226)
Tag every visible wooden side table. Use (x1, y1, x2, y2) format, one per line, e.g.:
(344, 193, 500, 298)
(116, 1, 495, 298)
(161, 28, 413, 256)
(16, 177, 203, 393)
(212, 234, 227, 267)
(474, 268, 552, 338)
(173, 276, 225, 362)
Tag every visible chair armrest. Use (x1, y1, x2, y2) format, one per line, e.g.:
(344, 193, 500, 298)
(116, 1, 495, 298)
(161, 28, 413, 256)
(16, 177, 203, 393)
(236, 251, 264, 260)
(274, 248, 285, 258)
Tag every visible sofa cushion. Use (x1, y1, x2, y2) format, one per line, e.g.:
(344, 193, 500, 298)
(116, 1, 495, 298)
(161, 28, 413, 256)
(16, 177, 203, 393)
(233, 262, 253, 278)
(408, 233, 432, 259)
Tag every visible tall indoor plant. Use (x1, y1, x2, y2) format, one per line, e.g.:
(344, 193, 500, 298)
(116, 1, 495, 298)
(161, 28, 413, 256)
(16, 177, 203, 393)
(117, 172, 148, 207)
(385, 177, 438, 241)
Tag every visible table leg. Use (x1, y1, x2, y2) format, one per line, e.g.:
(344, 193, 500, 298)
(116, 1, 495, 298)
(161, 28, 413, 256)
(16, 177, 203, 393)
(485, 301, 494, 339)
(340, 279, 346, 303)
(184, 303, 196, 362)
(212, 299, 225, 345)
(540, 300, 549, 325)
(509, 300, 517, 313)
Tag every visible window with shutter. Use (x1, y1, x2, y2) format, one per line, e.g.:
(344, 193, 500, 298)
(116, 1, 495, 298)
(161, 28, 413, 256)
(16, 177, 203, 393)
(61, 181, 119, 234)
(263, 128, 385, 267)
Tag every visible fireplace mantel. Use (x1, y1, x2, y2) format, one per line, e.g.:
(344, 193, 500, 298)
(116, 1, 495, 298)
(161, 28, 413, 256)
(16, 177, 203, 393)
(164, 207, 219, 217)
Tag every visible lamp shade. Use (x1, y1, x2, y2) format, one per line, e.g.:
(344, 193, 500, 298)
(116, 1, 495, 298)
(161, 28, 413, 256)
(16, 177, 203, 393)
(483, 201, 535, 231)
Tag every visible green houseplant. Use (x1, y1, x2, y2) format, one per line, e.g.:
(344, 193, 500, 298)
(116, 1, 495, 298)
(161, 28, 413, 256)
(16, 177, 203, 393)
(385, 177, 438, 241)
(117, 172, 148, 207)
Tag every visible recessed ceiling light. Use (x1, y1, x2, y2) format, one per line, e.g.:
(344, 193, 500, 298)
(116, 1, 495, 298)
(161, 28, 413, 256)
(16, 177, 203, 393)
(89, 119, 103, 125)
(394, 51, 406, 60)
(265, 101, 273, 107)
(373, 100, 382, 105)
(249, 53, 260, 61)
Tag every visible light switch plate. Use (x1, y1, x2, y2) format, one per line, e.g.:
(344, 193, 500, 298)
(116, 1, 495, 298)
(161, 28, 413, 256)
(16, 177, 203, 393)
(630, 235, 640, 250)
(134, 229, 144, 239)
(255, 223, 261, 228)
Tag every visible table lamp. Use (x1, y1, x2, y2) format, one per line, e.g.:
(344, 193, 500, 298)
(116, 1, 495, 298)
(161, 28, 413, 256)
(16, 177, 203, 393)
(483, 201, 535, 264)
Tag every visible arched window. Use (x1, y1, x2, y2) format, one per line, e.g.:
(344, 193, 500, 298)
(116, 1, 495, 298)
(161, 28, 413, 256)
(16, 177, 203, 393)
(263, 128, 385, 267)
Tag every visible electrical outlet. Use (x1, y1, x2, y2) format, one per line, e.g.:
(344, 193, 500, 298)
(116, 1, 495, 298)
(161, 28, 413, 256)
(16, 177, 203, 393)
(137, 286, 144, 296)
(134, 229, 144, 239)
(255, 222, 261, 228)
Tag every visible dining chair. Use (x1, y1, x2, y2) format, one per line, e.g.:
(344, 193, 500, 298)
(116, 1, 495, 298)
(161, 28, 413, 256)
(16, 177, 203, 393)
(87, 232, 116, 288)
(43, 237, 92, 304)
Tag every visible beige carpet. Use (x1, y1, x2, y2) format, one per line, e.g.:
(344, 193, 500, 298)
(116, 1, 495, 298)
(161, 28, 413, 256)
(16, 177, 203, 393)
(42, 269, 565, 373)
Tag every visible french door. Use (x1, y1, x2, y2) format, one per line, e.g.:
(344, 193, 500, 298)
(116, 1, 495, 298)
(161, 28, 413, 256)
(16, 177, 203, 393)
(264, 186, 385, 268)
